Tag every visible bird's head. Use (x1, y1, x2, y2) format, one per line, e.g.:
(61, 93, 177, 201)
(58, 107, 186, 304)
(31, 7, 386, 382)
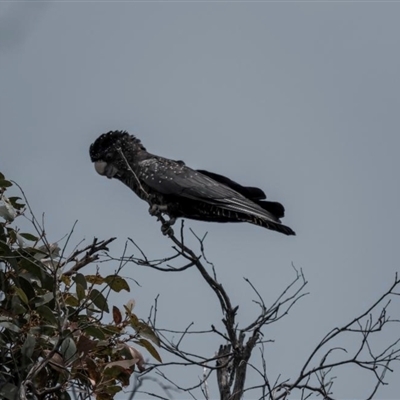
(89, 130, 145, 178)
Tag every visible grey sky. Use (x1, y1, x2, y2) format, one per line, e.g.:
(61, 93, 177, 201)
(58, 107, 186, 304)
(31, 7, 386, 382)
(1, 1, 400, 398)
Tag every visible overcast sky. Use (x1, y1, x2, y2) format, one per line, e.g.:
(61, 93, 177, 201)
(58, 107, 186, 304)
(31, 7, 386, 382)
(1, 1, 400, 399)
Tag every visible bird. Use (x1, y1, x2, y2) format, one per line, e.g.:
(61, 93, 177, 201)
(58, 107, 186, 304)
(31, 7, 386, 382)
(89, 130, 295, 236)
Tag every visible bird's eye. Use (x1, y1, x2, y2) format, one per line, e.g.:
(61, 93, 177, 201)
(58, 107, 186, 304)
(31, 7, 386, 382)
(104, 151, 115, 162)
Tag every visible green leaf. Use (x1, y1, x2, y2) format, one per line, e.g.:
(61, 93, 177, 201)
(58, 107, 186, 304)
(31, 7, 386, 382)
(61, 274, 71, 286)
(8, 197, 25, 210)
(136, 338, 162, 362)
(84, 326, 106, 339)
(15, 287, 29, 305)
(11, 295, 26, 314)
(64, 294, 79, 307)
(75, 273, 87, 289)
(105, 385, 122, 396)
(135, 322, 160, 347)
(19, 274, 36, 301)
(33, 292, 54, 307)
(0, 179, 12, 188)
(0, 240, 12, 257)
(105, 275, 130, 293)
(19, 255, 45, 276)
(0, 321, 20, 332)
(0, 383, 18, 400)
(21, 334, 36, 358)
(129, 313, 139, 329)
(19, 233, 38, 241)
(19, 256, 54, 290)
(76, 283, 85, 301)
(36, 325, 57, 337)
(7, 228, 17, 243)
(85, 275, 104, 285)
(102, 325, 122, 335)
(37, 305, 58, 325)
(89, 289, 109, 313)
(61, 336, 77, 364)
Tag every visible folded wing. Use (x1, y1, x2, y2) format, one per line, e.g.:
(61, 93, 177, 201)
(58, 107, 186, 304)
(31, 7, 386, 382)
(138, 158, 295, 235)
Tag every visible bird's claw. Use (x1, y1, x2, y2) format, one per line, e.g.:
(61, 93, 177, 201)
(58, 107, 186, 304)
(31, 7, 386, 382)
(148, 204, 176, 236)
(161, 223, 174, 236)
(148, 204, 168, 216)
(161, 217, 176, 236)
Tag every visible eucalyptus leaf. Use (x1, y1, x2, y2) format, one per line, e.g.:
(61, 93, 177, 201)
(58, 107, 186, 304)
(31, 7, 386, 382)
(15, 287, 28, 305)
(75, 273, 87, 289)
(37, 305, 58, 325)
(136, 322, 160, 347)
(64, 294, 79, 307)
(33, 292, 54, 307)
(89, 289, 109, 313)
(0, 179, 12, 188)
(0, 321, 20, 332)
(19, 233, 38, 241)
(19, 275, 36, 301)
(85, 275, 104, 285)
(105, 275, 130, 292)
(84, 326, 106, 339)
(8, 196, 25, 210)
(105, 385, 122, 396)
(0, 383, 18, 400)
(61, 336, 77, 364)
(136, 338, 162, 362)
(21, 334, 36, 359)
(76, 283, 85, 301)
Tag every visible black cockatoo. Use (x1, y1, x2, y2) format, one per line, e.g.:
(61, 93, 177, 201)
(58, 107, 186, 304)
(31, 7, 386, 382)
(89, 131, 295, 236)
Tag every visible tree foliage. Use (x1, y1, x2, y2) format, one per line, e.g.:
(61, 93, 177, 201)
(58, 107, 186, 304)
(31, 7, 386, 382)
(1, 171, 399, 400)
(0, 173, 161, 400)
(122, 226, 400, 399)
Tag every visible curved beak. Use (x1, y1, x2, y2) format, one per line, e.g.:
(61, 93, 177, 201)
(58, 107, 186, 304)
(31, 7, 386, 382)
(94, 161, 119, 179)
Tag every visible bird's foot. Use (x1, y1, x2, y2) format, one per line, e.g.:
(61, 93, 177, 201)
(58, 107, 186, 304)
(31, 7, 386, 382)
(161, 217, 176, 236)
(148, 204, 176, 235)
(161, 224, 174, 236)
(148, 204, 168, 216)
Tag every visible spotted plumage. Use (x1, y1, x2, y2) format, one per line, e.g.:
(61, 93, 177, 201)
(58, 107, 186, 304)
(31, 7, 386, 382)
(89, 130, 295, 236)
